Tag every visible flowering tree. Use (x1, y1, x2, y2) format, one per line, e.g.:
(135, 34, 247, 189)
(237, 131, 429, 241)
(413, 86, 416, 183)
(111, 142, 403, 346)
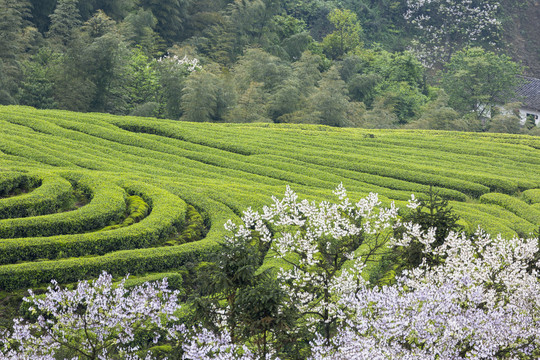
(312, 227, 540, 359)
(259, 185, 399, 342)
(404, 0, 502, 67)
(0, 272, 182, 359)
(156, 53, 200, 73)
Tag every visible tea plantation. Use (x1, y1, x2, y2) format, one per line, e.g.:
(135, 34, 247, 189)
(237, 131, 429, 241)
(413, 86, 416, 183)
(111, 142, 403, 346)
(1, 105, 539, 291)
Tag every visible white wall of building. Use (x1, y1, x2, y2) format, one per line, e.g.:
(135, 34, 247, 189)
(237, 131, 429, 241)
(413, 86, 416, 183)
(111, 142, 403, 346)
(518, 108, 540, 126)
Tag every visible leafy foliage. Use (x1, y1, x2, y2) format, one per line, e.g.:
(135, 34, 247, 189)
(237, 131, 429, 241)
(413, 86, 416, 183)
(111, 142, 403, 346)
(441, 47, 522, 117)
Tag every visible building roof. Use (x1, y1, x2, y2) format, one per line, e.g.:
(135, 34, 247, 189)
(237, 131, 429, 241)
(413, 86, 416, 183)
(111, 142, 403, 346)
(515, 76, 540, 111)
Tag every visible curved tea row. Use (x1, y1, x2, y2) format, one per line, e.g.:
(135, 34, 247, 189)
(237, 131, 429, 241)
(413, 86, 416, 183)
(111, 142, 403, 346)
(0, 171, 229, 291)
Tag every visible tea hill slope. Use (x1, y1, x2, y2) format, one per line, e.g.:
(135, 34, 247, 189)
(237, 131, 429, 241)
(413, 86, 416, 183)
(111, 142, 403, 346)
(0, 106, 539, 290)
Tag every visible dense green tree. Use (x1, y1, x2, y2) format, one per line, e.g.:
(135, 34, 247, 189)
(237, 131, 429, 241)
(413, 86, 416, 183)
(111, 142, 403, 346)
(80, 9, 116, 38)
(273, 14, 307, 41)
(375, 82, 427, 124)
(17, 49, 58, 109)
(268, 52, 321, 122)
(384, 51, 425, 90)
(266, 14, 313, 60)
(233, 48, 291, 93)
(406, 90, 460, 131)
(282, 0, 336, 41)
(347, 73, 381, 105)
(308, 66, 351, 127)
(280, 32, 313, 61)
(119, 8, 163, 56)
(126, 47, 159, 113)
(371, 187, 462, 286)
(77, 0, 133, 21)
(397, 187, 462, 270)
(29, 0, 57, 33)
(228, 0, 270, 46)
(181, 70, 225, 122)
(226, 81, 270, 123)
(488, 113, 522, 134)
(192, 223, 292, 359)
(53, 11, 130, 113)
(441, 47, 522, 117)
(322, 8, 363, 60)
(80, 15, 130, 113)
(342, 0, 409, 50)
(0, 0, 32, 104)
(139, 0, 190, 44)
(339, 50, 426, 110)
(338, 54, 367, 82)
(268, 78, 303, 122)
(156, 56, 192, 120)
(46, 0, 82, 50)
(53, 61, 96, 112)
(292, 51, 322, 90)
(188, 17, 238, 65)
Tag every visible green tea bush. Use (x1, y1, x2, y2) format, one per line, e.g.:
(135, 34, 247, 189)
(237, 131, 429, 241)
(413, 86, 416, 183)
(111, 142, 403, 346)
(0, 174, 73, 219)
(523, 189, 540, 204)
(166, 205, 206, 246)
(0, 196, 234, 291)
(460, 202, 536, 236)
(0, 106, 538, 291)
(99, 195, 150, 231)
(0, 176, 126, 238)
(0, 172, 39, 197)
(0, 182, 186, 265)
(480, 193, 540, 225)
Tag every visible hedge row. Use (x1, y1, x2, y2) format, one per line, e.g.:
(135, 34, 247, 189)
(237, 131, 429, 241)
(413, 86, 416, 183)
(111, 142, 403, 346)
(458, 202, 536, 236)
(17, 114, 291, 190)
(0, 118, 135, 173)
(0, 240, 214, 291)
(0, 173, 73, 219)
(284, 152, 490, 198)
(120, 272, 184, 290)
(451, 203, 518, 238)
(0, 172, 39, 197)
(4, 110, 532, 200)
(0, 175, 126, 238)
(479, 193, 540, 226)
(182, 123, 540, 189)
(175, 126, 493, 196)
(125, 124, 473, 201)
(0, 180, 187, 265)
(43, 116, 473, 201)
(522, 189, 540, 205)
(0, 129, 75, 168)
(0, 194, 235, 291)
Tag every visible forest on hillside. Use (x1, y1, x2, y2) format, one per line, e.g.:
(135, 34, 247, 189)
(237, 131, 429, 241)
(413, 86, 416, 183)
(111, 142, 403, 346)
(1, 0, 539, 134)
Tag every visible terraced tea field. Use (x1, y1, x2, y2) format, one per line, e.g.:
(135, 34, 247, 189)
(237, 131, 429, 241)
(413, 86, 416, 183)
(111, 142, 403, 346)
(1, 105, 539, 291)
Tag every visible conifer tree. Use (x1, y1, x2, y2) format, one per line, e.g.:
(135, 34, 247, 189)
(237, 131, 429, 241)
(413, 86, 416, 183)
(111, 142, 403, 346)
(46, 0, 82, 50)
(0, 0, 32, 104)
(139, 0, 190, 44)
